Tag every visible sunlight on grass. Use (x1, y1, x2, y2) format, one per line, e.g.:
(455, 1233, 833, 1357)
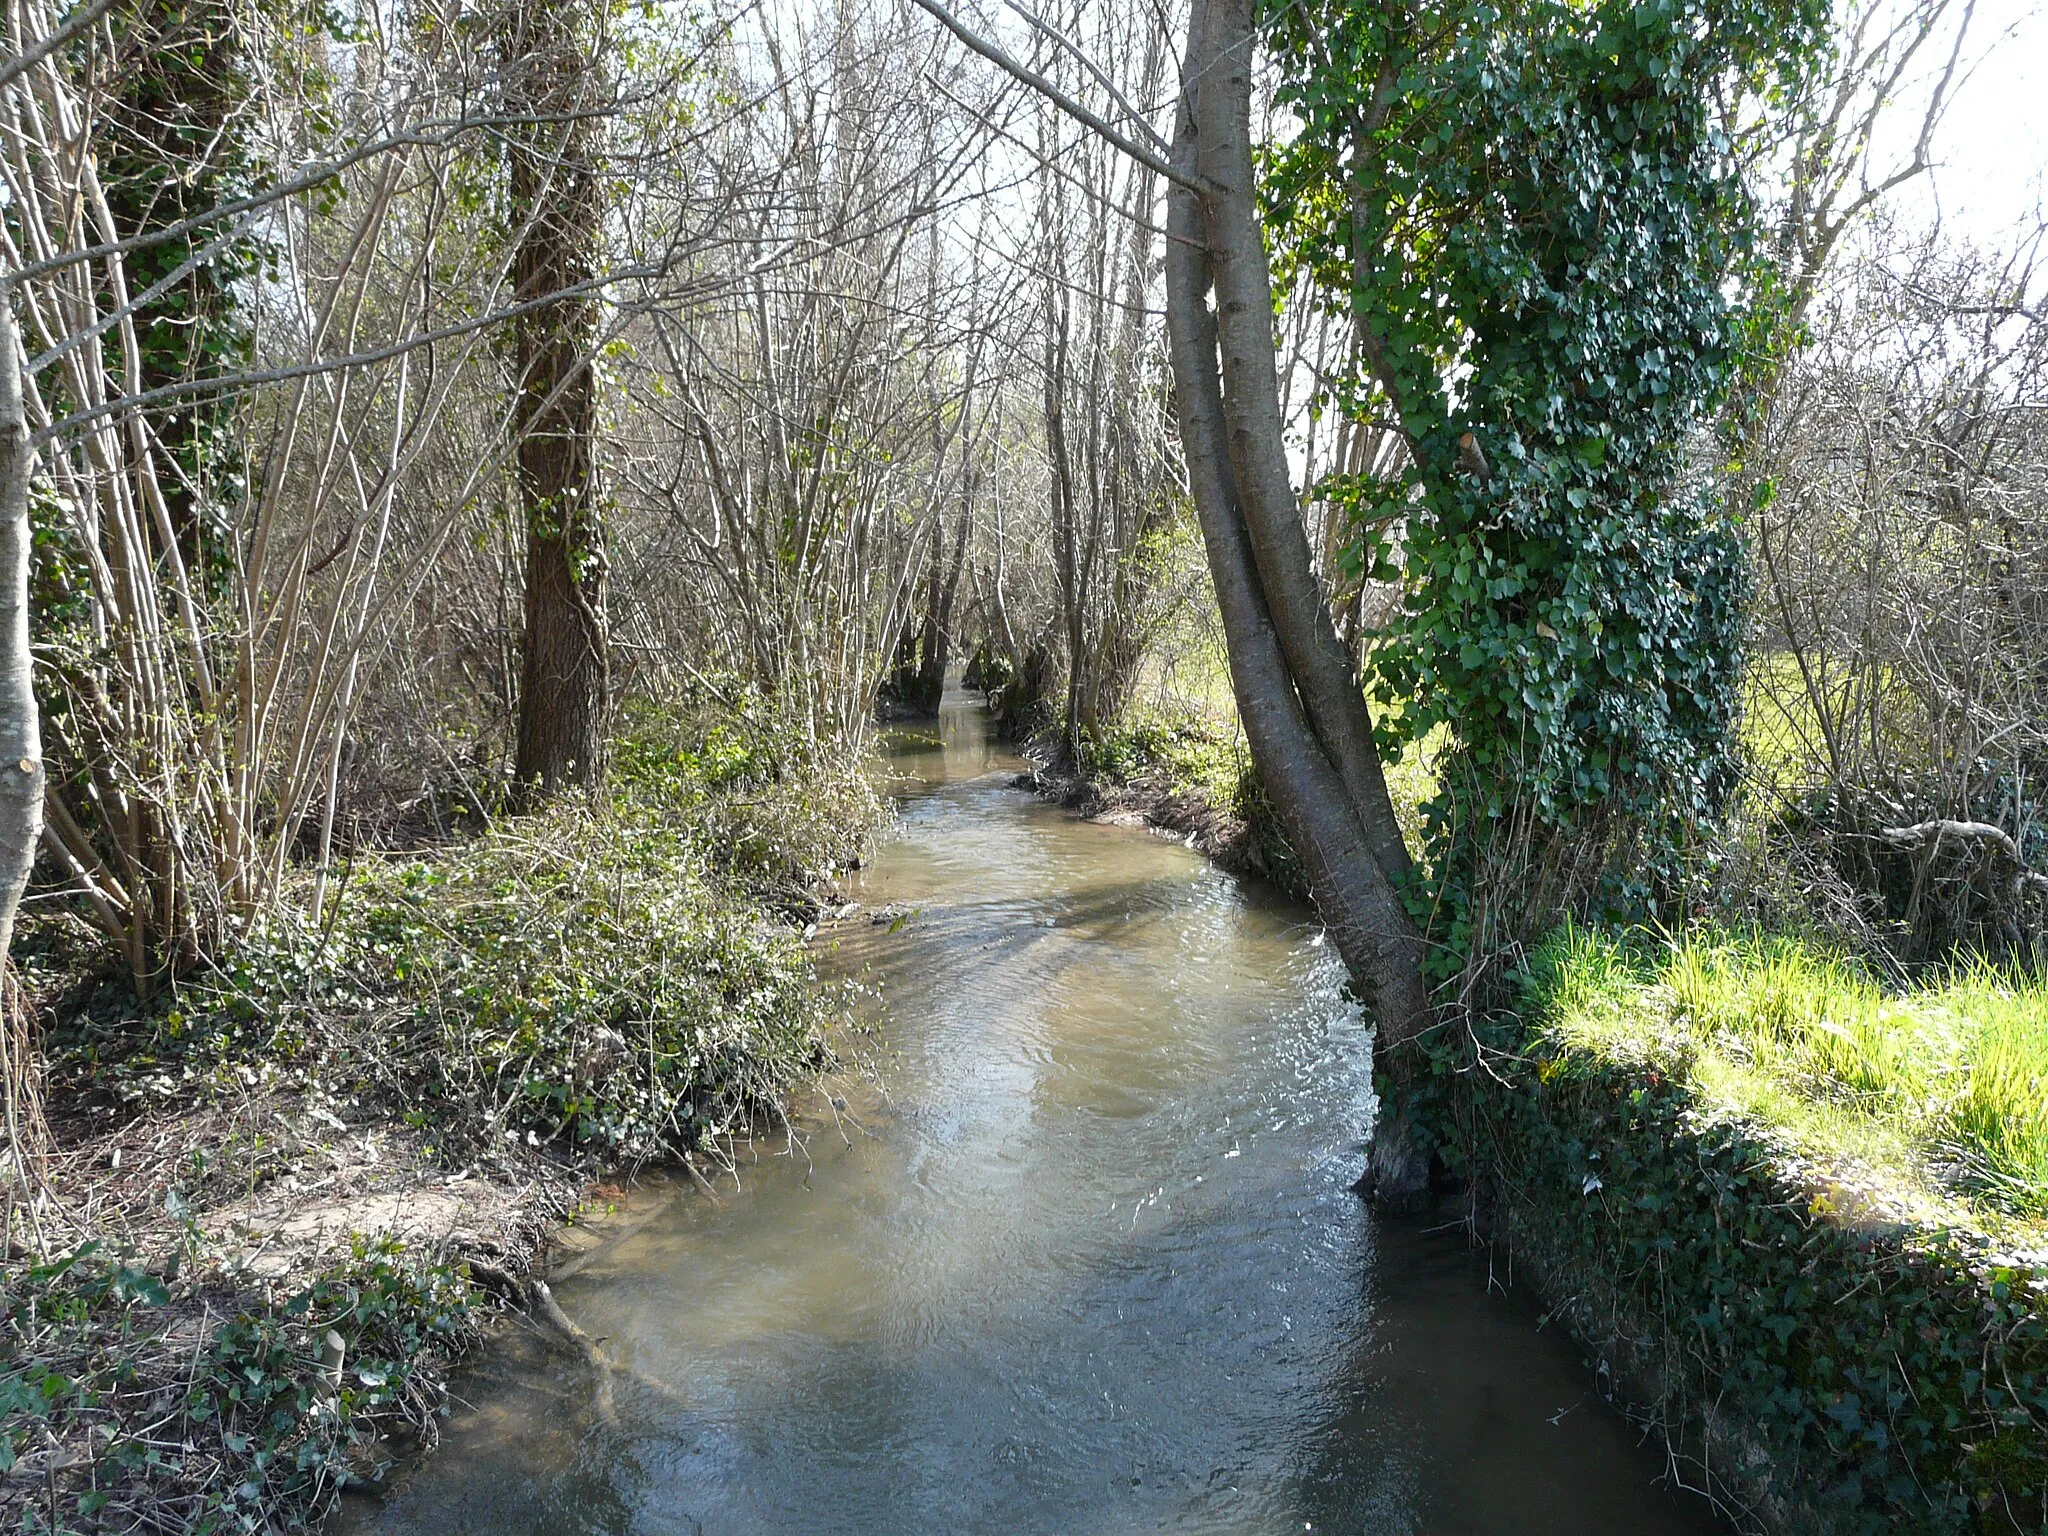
(1738, 648, 1924, 800)
(1382, 723, 1447, 861)
(1526, 926, 2048, 1222)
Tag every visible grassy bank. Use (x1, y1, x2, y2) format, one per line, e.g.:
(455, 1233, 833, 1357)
(1536, 929, 2048, 1221)
(3, 694, 880, 1532)
(1413, 926, 2048, 1535)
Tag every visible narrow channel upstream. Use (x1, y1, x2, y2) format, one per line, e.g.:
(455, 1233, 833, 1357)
(347, 690, 1727, 1536)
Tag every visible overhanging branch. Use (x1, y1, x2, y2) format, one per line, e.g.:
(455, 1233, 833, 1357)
(902, 0, 1212, 197)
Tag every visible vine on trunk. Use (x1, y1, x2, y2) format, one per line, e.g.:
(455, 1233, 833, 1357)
(1262, 0, 1829, 968)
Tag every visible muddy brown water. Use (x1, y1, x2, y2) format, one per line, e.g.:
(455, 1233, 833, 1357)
(342, 690, 1728, 1536)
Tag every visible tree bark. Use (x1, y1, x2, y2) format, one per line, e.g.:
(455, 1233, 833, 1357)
(1164, 0, 1431, 1200)
(505, 0, 610, 804)
(913, 512, 969, 712)
(0, 300, 45, 969)
(1192, 0, 1414, 889)
(0, 298, 50, 1213)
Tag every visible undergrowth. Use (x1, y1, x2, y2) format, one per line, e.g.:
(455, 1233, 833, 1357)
(1073, 711, 1246, 808)
(54, 687, 881, 1172)
(7, 687, 882, 1532)
(2, 1234, 477, 1533)
(1404, 924, 2048, 1531)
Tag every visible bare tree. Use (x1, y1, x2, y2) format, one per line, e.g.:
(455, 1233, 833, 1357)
(0, 296, 41, 980)
(1030, 1, 1183, 757)
(2, 0, 560, 982)
(1744, 220, 2048, 962)
(607, 3, 1007, 748)
(1762, 0, 1978, 333)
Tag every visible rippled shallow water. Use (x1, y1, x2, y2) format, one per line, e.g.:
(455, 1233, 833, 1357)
(342, 692, 1726, 1536)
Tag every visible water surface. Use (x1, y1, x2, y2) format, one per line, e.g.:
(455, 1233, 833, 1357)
(348, 691, 1725, 1536)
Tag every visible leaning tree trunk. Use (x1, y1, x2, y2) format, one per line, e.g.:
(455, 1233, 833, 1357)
(1165, 0, 1433, 1202)
(504, 0, 610, 804)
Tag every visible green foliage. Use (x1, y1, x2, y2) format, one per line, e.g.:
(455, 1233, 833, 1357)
(1073, 712, 1245, 809)
(1389, 927, 2048, 1531)
(1262, 0, 1830, 950)
(58, 695, 875, 1166)
(1952, 1000, 2048, 1218)
(1528, 926, 2048, 1218)
(1, 1236, 477, 1531)
(339, 799, 832, 1158)
(10, 698, 875, 1526)
(610, 686, 883, 894)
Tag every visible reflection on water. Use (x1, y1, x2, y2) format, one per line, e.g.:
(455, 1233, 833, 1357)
(343, 690, 1725, 1536)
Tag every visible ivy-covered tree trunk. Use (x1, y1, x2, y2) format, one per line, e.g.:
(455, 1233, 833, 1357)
(1165, 0, 1433, 1201)
(504, 0, 610, 804)
(99, 0, 254, 569)
(1261, 0, 1825, 991)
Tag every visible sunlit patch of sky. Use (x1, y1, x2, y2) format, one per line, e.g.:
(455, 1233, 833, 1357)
(1881, 0, 2047, 248)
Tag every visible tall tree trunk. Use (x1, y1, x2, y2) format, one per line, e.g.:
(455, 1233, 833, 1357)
(1, 299, 50, 1223)
(1165, 0, 1432, 1201)
(100, 0, 252, 572)
(505, 0, 610, 804)
(0, 302, 44, 969)
(914, 512, 969, 712)
(1044, 282, 1089, 762)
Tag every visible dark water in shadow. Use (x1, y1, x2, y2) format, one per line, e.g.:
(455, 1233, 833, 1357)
(342, 690, 1725, 1536)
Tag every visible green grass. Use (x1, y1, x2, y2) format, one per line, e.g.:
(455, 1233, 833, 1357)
(1381, 721, 1446, 859)
(1526, 926, 2048, 1222)
(1737, 647, 1926, 800)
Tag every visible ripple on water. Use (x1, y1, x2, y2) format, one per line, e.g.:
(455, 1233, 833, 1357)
(339, 692, 1729, 1536)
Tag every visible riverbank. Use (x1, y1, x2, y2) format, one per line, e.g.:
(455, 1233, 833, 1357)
(1411, 929, 2048, 1536)
(1012, 710, 1303, 892)
(1, 697, 880, 1533)
(1009, 704, 1444, 897)
(1026, 703, 2048, 1534)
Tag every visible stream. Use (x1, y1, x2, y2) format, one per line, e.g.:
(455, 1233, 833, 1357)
(345, 689, 1727, 1535)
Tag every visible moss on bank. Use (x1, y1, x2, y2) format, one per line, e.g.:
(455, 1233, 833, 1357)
(3, 693, 881, 1532)
(1409, 926, 2048, 1535)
